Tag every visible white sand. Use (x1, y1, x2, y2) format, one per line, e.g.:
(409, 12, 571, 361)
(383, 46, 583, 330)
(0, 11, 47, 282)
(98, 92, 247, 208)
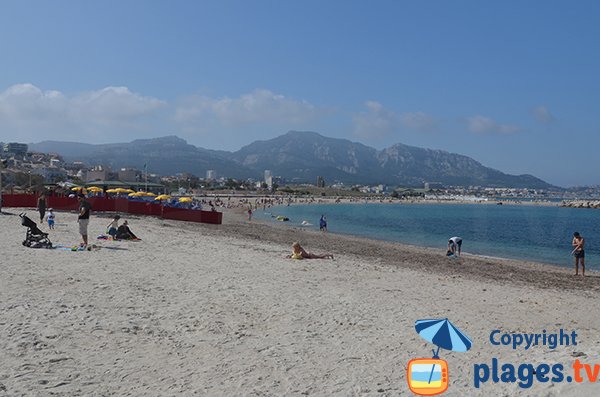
(1, 209, 599, 396)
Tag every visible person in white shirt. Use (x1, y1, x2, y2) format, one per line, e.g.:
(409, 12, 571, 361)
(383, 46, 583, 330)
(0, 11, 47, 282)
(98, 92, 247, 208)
(47, 208, 55, 229)
(448, 236, 463, 256)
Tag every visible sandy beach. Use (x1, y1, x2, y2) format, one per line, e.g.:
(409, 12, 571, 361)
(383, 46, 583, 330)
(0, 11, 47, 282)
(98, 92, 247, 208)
(1, 208, 600, 396)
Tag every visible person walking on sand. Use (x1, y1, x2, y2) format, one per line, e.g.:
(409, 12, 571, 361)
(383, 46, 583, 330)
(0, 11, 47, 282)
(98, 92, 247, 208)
(77, 193, 92, 246)
(47, 208, 55, 230)
(37, 192, 47, 223)
(448, 236, 462, 257)
(572, 232, 585, 276)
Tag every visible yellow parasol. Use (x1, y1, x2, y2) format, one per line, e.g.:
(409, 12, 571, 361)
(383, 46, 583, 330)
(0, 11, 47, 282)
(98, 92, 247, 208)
(144, 192, 157, 197)
(87, 186, 103, 192)
(178, 197, 193, 203)
(114, 188, 130, 194)
(128, 192, 143, 197)
(154, 194, 172, 201)
(71, 186, 84, 191)
(106, 189, 119, 193)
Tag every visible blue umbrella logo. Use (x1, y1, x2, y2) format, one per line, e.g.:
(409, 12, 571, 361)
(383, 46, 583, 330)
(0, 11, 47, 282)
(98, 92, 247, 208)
(407, 318, 472, 395)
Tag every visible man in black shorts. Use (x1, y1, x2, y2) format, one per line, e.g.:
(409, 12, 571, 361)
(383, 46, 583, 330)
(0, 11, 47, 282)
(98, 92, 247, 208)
(572, 232, 585, 276)
(77, 193, 92, 246)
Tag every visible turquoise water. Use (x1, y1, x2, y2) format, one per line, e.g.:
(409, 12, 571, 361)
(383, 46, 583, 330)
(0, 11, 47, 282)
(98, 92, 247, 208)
(256, 203, 598, 270)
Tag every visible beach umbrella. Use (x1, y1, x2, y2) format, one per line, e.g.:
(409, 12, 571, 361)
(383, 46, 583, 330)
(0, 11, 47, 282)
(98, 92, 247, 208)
(114, 188, 130, 194)
(128, 192, 143, 197)
(415, 318, 472, 355)
(71, 186, 84, 191)
(87, 186, 103, 192)
(155, 194, 172, 201)
(124, 189, 135, 193)
(178, 197, 193, 203)
(144, 192, 157, 197)
(106, 189, 118, 193)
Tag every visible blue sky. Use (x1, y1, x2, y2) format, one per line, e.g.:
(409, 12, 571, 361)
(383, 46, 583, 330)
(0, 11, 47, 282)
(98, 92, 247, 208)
(1, 0, 598, 187)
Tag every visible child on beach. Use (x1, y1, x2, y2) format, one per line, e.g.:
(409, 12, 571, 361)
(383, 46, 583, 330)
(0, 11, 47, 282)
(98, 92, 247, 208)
(47, 208, 55, 229)
(287, 242, 334, 260)
(106, 215, 120, 239)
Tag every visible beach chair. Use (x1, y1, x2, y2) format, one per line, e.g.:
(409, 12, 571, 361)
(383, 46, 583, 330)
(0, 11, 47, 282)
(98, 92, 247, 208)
(20, 213, 52, 248)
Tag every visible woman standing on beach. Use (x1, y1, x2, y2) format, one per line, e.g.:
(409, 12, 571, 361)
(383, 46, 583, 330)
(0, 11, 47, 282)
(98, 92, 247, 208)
(37, 192, 47, 223)
(572, 232, 585, 276)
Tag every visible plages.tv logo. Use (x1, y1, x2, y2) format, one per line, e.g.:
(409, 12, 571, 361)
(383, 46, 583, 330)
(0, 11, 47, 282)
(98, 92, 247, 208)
(407, 318, 472, 396)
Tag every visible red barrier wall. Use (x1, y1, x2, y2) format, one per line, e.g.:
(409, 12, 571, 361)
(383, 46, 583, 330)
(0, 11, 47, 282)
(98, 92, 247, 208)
(117, 199, 163, 216)
(48, 196, 80, 211)
(162, 206, 222, 224)
(2, 194, 37, 208)
(1, 194, 221, 224)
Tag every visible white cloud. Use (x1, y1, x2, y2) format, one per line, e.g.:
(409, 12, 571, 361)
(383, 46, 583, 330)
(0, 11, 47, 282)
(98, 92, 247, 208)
(352, 101, 396, 139)
(0, 85, 323, 146)
(69, 86, 165, 124)
(530, 106, 555, 124)
(174, 89, 321, 128)
(353, 101, 436, 139)
(466, 115, 520, 134)
(399, 111, 437, 132)
(0, 84, 166, 142)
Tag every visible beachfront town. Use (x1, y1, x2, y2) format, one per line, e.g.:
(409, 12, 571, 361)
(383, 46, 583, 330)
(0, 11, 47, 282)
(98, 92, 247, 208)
(1, 141, 599, 202)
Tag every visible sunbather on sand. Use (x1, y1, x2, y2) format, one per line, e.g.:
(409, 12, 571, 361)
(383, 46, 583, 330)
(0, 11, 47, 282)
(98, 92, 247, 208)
(287, 242, 334, 260)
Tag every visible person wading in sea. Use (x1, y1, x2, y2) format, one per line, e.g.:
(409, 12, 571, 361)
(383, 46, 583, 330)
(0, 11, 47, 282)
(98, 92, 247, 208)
(572, 232, 585, 276)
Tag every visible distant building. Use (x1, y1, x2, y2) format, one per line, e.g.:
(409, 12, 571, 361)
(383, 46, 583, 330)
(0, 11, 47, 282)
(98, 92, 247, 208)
(3, 142, 28, 156)
(264, 170, 273, 188)
(265, 176, 273, 188)
(424, 182, 443, 190)
(273, 176, 286, 186)
(86, 165, 110, 182)
(375, 184, 386, 193)
(206, 170, 217, 180)
(317, 176, 325, 188)
(63, 161, 86, 173)
(30, 166, 67, 182)
(118, 168, 139, 182)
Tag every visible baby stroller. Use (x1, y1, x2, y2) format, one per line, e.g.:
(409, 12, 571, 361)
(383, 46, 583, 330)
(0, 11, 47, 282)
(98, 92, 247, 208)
(20, 213, 52, 248)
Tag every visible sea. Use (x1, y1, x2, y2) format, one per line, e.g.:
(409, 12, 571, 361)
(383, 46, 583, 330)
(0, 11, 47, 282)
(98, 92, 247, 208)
(256, 203, 599, 270)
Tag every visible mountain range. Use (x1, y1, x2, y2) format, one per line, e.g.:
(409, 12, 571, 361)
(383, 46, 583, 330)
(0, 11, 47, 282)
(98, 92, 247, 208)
(29, 131, 553, 188)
